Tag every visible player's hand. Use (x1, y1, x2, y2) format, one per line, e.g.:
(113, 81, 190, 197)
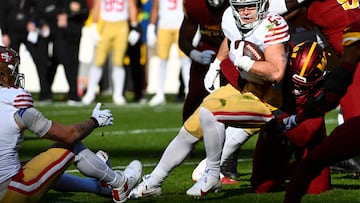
(91, 103, 113, 127)
(89, 23, 101, 42)
(128, 23, 141, 46)
(229, 40, 254, 72)
(282, 115, 297, 130)
(204, 59, 221, 93)
(146, 24, 157, 47)
(189, 49, 216, 65)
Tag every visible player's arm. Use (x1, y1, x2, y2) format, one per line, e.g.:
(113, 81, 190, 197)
(249, 43, 288, 83)
(128, 0, 139, 26)
(92, 0, 100, 23)
(178, 16, 199, 56)
(14, 103, 113, 145)
(148, 0, 159, 25)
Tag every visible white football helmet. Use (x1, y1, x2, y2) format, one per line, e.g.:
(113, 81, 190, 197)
(229, 0, 269, 31)
(0, 46, 24, 88)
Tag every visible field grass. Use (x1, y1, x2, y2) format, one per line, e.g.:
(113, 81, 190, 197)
(19, 97, 360, 203)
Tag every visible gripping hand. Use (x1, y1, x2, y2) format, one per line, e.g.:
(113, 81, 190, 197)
(91, 103, 113, 127)
(190, 50, 216, 65)
(204, 59, 221, 92)
(229, 40, 254, 72)
(146, 24, 157, 47)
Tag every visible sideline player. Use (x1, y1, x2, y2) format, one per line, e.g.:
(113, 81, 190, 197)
(0, 46, 142, 203)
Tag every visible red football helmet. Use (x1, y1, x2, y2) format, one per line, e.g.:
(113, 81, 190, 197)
(289, 41, 327, 96)
(0, 46, 23, 88)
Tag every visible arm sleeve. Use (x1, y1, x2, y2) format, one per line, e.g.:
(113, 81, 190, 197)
(14, 107, 52, 137)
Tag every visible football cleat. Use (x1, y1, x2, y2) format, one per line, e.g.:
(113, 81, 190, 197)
(192, 158, 239, 185)
(113, 95, 127, 105)
(112, 160, 142, 203)
(81, 93, 95, 105)
(128, 174, 162, 199)
(186, 173, 221, 197)
(148, 94, 166, 106)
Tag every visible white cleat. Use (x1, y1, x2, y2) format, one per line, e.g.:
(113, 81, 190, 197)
(128, 174, 162, 199)
(113, 95, 127, 105)
(186, 173, 221, 198)
(81, 93, 95, 105)
(112, 160, 142, 203)
(148, 94, 166, 106)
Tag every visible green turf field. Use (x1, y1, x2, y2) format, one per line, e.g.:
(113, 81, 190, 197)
(20, 99, 360, 203)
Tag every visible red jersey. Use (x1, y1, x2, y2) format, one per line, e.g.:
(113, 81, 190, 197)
(307, 0, 360, 54)
(183, 0, 229, 47)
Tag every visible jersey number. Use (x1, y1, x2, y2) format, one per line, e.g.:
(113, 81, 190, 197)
(167, 0, 177, 10)
(104, 0, 125, 12)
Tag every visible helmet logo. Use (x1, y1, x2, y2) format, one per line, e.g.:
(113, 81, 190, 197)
(1, 52, 13, 63)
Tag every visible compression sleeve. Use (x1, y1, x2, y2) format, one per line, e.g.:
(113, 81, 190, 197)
(14, 107, 52, 137)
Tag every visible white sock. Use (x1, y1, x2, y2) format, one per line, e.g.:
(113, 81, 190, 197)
(156, 59, 167, 96)
(112, 66, 125, 98)
(150, 127, 199, 186)
(72, 143, 122, 187)
(221, 127, 250, 165)
(180, 57, 191, 95)
(85, 66, 103, 97)
(199, 107, 225, 179)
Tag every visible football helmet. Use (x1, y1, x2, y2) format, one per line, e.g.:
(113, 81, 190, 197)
(0, 46, 23, 88)
(229, 0, 269, 31)
(207, 0, 225, 7)
(289, 41, 327, 96)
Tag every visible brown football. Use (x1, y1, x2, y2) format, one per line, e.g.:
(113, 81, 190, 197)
(233, 40, 265, 61)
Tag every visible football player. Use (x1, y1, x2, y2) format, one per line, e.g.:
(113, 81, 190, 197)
(251, 41, 330, 194)
(146, 0, 191, 106)
(128, 0, 290, 199)
(283, 17, 360, 203)
(0, 46, 142, 203)
(82, 0, 140, 105)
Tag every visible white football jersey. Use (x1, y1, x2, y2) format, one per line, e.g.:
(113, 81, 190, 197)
(0, 87, 33, 183)
(221, 7, 290, 84)
(100, 0, 129, 22)
(158, 0, 184, 29)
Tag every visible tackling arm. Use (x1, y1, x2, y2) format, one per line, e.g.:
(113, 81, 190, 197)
(178, 17, 199, 56)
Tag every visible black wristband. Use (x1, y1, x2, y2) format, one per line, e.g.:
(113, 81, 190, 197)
(90, 117, 99, 127)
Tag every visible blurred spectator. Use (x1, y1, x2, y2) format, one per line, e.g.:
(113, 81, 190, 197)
(47, 0, 89, 105)
(124, 0, 147, 104)
(81, 0, 140, 105)
(146, 0, 191, 106)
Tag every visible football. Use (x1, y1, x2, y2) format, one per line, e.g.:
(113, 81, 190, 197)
(233, 40, 265, 61)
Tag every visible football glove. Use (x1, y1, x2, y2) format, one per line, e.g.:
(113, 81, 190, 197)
(91, 103, 113, 127)
(204, 59, 221, 93)
(229, 40, 254, 72)
(146, 24, 157, 47)
(128, 23, 141, 46)
(189, 49, 216, 65)
(282, 115, 297, 130)
(89, 23, 101, 42)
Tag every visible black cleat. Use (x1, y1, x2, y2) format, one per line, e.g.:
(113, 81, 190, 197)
(220, 149, 240, 179)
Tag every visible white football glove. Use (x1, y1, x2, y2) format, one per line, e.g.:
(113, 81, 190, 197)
(229, 40, 254, 72)
(91, 103, 113, 127)
(128, 30, 141, 46)
(204, 59, 221, 93)
(89, 23, 101, 42)
(146, 24, 157, 47)
(189, 49, 216, 65)
(282, 115, 297, 130)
